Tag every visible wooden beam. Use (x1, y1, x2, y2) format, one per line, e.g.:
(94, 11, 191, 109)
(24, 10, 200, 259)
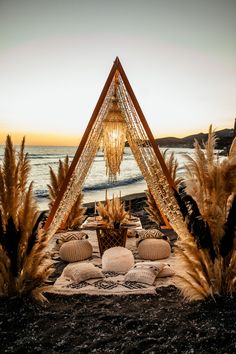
(116, 58, 177, 191)
(44, 58, 119, 231)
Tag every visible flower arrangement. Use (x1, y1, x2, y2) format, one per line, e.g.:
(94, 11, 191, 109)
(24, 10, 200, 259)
(96, 196, 128, 229)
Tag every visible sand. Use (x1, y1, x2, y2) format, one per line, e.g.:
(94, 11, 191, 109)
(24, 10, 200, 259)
(0, 194, 236, 353)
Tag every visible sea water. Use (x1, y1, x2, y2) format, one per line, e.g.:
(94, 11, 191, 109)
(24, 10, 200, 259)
(0, 145, 203, 210)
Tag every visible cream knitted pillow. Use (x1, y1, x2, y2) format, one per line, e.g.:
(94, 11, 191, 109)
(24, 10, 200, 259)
(102, 246, 134, 272)
(59, 240, 92, 262)
(124, 262, 164, 285)
(63, 263, 104, 282)
(138, 238, 171, 260)
(157, 263, 175, 277)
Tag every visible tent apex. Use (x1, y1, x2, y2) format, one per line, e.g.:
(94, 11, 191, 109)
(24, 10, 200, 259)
(114, 56, 120, 64)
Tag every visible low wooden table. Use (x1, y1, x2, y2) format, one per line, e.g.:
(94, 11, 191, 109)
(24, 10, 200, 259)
(81, 215, 142, 231)
(81, 215, 142, 255)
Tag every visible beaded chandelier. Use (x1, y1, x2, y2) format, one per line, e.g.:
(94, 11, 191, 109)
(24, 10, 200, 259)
(102, 88, 127, 182)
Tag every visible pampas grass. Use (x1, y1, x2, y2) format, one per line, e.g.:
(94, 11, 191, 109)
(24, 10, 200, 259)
(96, 197, 128, 228)
(48, 155, 86, 230)
(0, 136, 54, 301)
(175, 126, 236, 301)
(144, 189, 163, 226)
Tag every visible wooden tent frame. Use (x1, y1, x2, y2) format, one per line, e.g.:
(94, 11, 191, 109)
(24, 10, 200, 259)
(44, 57, 177, 232)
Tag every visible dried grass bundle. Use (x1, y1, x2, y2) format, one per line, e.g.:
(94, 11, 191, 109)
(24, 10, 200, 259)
(47, 155, 86, 230)
(162, 149, 183, 188)
(144, 189, 163, 226)
(175, 126, 236, 300)
(0, 136, 54, 301)
(96, 197, 128, 228)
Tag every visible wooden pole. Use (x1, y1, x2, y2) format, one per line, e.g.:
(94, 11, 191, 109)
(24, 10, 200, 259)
(44, 59, 119, 231)
(115, 57, 177, 192)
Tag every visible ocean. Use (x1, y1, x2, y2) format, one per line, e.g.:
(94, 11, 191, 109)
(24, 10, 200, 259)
(0, 145, 201, 210)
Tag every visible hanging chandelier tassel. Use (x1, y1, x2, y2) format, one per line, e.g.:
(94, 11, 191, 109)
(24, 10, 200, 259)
(102, 88, 127, 182)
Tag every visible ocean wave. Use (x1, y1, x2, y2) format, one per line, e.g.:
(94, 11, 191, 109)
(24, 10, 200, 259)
(31, 161, 61, 167)
(28, 154, 74, 159)
(34, 175, 144, 199)
(83, 175, 144, 192)
(34, 190, 49, 199)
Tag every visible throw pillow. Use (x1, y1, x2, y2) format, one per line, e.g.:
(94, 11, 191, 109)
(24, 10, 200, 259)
(63, 263, 104, 282)
(136, 229, 167, 247)
(157, 263, 175, 277)
(56, 231, 88, 250)
(124, 262, 164, 285)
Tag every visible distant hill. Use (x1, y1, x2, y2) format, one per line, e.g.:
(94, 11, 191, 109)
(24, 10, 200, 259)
(155, 128, 234, 151)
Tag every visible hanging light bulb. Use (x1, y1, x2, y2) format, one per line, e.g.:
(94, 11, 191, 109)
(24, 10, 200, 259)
(102, 88, 127, 182)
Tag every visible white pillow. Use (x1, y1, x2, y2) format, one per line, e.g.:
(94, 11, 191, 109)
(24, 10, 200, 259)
(124, 262, 164, 285)
(157, 264, 175, 278)
(63, 263, 104, 283)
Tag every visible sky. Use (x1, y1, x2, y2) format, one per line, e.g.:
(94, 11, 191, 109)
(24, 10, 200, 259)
(0, 0, 236, 146)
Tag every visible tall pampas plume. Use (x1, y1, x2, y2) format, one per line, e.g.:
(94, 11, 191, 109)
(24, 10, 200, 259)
(47, 155, 86, 230)
(175, 126, 236, 301)
(0, 136, 54, 301)
(96, 197, 128, 228)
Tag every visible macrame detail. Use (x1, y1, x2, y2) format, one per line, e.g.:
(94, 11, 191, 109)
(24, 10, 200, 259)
(44, 60, 193, 244)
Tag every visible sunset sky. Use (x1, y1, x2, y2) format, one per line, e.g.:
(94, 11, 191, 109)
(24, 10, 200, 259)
(0, 0, 236, 146)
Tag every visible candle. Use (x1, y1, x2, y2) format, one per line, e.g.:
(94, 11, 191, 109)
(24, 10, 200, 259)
(129, 200, 131, 219)
(94, 201, 96, 220)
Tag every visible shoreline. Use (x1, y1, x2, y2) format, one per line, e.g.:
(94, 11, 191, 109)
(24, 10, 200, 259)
(38, 189, 148, 211)
(83, 191, 147, 209)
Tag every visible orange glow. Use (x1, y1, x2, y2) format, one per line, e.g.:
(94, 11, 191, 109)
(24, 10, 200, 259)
(0, 131, 82, 146)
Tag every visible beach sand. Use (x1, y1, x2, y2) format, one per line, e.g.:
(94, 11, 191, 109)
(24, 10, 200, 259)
(0, 193, 235, 353)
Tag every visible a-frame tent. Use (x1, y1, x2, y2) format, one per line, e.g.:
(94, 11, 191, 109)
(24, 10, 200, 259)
(44, 57, 189, 241)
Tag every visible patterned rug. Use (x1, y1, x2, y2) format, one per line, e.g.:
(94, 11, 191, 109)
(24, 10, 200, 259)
(46, 230, 176, 296)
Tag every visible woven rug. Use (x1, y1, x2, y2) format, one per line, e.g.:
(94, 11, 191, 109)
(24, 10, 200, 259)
(46, 230, 176, 296)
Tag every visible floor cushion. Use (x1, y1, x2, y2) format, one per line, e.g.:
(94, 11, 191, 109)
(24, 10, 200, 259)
(102, 246, 134, 272)
(138, 238, 171, 260)
(59, 239, 92, 262)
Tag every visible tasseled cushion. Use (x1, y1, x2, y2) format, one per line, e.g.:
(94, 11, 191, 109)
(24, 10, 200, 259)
(157, 263, 175, 277)
(55, 231, 88, 251)
(63, 263, 104, 282)
(124, 262, 165, 285)
(138, 238, 171, 260)
(102, 246, 134, 272)
(59, 240, 92, 262)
